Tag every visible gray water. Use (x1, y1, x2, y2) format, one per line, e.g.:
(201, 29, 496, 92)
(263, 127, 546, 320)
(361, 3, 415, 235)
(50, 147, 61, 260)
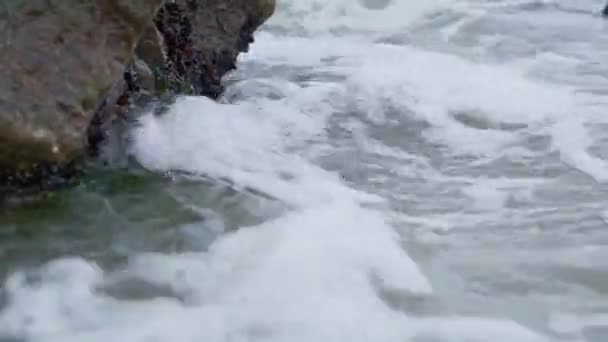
(1, 1, 608, 341)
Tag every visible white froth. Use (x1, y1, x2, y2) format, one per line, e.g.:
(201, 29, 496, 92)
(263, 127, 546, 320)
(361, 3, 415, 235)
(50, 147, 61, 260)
(3, 0, 606, 341)
(130, 95, 381, 207)
(249, 27, 603, 165)
(0, 203, 432, 341)
(551, 116, 608, 182)
(270, 0, 450, 35)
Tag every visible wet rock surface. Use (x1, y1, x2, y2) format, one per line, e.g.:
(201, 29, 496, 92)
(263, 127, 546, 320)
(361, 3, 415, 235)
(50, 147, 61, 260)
(0, 0, 164, 199)
(0, 0, 276, 202)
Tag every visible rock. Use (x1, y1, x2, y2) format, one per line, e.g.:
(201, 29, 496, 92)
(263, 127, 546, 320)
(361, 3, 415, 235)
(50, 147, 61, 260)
(132, 57, 157, 93)
(87, 0, 277, 152)
(0, 0, 164, 191)
(135, 23, 166, 69)
(1, 0, 276, 200)
(603, 3, 608, 17)
(150, 0, 276, 98)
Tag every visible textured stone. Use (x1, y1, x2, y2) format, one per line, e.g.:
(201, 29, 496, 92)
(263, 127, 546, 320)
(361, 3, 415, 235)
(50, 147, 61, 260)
(150, 0, 276, 98)
(0, 0, 276, 200)
(0, 0, 163, 175)
(88, 0, 276, 153)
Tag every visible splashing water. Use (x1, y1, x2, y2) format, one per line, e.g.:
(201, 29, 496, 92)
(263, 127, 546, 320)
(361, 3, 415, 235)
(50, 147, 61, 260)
(2, 0, 608, 341)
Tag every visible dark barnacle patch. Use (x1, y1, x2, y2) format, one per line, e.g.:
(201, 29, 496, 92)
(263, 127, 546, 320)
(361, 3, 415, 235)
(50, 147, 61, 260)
(154, 2, 197, 97)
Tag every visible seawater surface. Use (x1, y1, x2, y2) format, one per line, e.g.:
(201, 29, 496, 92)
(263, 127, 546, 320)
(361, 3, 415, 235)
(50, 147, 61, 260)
(1, 0, 608, 341)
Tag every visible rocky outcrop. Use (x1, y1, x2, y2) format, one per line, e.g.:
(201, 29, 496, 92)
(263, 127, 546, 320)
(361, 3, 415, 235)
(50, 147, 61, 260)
(0, 0, 164, 196)
(88, 0, 276, 156)
(0, 0, 276, 199)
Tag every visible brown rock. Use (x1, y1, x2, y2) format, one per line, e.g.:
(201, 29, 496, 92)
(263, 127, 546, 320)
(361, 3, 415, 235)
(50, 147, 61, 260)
(0, 0, 163, 175)
(149, 0, 276, 98)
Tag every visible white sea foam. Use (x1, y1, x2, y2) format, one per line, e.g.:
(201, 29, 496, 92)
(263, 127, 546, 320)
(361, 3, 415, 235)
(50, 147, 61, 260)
(3, 0, 607, 341)
(269, 0, 451, 35)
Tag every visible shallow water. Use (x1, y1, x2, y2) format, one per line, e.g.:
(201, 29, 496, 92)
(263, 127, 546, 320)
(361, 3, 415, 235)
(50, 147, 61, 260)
(2, 0, 608, 341)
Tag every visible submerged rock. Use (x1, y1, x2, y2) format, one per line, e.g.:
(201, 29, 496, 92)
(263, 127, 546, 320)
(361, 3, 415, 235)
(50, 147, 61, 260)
(0, 0, 276, 201)
(603, 3, 608, 17)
